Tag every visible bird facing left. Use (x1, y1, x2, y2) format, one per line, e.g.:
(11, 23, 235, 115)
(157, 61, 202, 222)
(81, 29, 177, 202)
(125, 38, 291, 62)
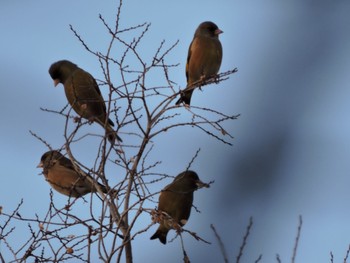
(37, 150, 108, 198)
(48, 60, 122, 143)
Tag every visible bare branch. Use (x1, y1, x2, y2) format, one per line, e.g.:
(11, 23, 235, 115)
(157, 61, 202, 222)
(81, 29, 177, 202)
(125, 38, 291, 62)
(7, 1, 238, 263)
(291, 215, 302, 263)
(255, 254, 263, 263)
(236, 217, 253, 263)
(344, 244, 350, 263)
(211, 224, 229, 263)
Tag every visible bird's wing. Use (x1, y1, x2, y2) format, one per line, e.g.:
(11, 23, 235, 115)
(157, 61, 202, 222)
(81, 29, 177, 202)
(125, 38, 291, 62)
(186, 39, 195, 83)
(90, 73, 109, 116)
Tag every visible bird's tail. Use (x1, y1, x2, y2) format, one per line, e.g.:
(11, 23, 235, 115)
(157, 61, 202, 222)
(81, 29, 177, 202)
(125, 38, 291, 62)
(96, 182, 108, 194)
(96, 182, 118, 197)
(150, 226, 169, 245)
(106, 125, 123, 143)
(175, 89, 193, 106)
(97, 119, 122, 143)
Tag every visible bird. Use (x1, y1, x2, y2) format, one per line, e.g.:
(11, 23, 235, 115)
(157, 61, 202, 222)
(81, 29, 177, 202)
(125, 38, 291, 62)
(150, 170, 209, 244)
(48, 60, 122, 143)
(176, 21, 223, 106)
(37, 150, 109, 197)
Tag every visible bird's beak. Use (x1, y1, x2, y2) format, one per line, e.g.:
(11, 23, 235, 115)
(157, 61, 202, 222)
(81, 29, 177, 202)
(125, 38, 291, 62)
(36, 161, 43, 168)
(53, 79, 60, 87)
(215, 29, 223, 35)
(196, 180, 210, 188)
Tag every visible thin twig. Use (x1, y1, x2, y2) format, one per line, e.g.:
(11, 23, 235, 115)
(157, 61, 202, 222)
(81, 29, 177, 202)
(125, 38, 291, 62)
(210, 224, 229, 263)
(254, 254, 263, 263)
(344, 244, 350, 263)
(236, 217, 253, 263)
(276, 254, 282, 263)
(179, 233, 191, 263)
(186, 148, 201, 171)
(29, 131, 52, 150)
(291, 215, 302, 263)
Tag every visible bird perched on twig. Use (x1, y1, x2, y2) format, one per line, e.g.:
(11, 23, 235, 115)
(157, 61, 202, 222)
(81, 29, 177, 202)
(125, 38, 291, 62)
(49, 60, 122, 143)
(37, 150, 109, 197)
(176, 21, 223, 106)
(150, 170, 209, 244)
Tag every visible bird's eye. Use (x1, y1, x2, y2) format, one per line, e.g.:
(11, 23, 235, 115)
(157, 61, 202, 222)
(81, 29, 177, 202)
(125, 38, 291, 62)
(208, 26, 216, 32)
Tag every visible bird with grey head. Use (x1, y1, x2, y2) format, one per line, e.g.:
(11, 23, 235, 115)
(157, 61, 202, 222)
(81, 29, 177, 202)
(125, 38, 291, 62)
(37, 150, 109, 198)
(176, 21, 223, 106)
(49, 60, 122, 143)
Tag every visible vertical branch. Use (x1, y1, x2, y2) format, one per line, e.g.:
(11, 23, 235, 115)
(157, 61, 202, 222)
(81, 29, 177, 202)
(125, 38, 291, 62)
(14, 1, 238, 263)
(236, 217, 253, 263)
(291, 215, 302, 263)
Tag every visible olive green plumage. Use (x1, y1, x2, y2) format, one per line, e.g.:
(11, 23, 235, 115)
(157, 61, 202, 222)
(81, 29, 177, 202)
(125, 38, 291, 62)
(49, 60, 122, 142)
(150, 170, 209, 244)
(176, 21, 223, 106)
(37, 150, 108, 197)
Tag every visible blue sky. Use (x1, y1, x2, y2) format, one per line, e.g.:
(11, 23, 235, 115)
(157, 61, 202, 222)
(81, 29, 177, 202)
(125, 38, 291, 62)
(1, 1, 350, 262)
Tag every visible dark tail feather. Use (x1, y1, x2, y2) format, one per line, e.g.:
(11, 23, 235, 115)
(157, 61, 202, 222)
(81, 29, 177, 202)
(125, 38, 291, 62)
(175, 90, 193, 106)
(150, 227, 168, 245)
(97, 182, 108, 194)
(108, 118, 115, 127)
(104, 122, 122, 143)
(107, 130, 123, 143)
(97, 182, 118, 197)
(107, 119, 122, 142)
(96, 119, 122, 143)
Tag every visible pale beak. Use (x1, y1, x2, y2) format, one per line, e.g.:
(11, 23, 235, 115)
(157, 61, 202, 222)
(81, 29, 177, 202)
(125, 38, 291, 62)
(36, 161, 43, 168)
(53, 79, 60, 87)
(196, 180, 210, 188)
(215, 29, 223, 35)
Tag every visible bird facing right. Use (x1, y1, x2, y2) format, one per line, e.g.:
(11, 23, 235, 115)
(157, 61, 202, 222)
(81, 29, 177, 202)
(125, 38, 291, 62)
(150, 170, 209, 244)
(176, 21, 223, 106)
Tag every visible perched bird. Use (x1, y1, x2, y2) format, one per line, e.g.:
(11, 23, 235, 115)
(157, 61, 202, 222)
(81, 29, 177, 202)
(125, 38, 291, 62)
(37, 150, 108, 197)
(176, 21, 223, 106)
(48, 60, 122, 143)
(150, 170, 209, 244)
